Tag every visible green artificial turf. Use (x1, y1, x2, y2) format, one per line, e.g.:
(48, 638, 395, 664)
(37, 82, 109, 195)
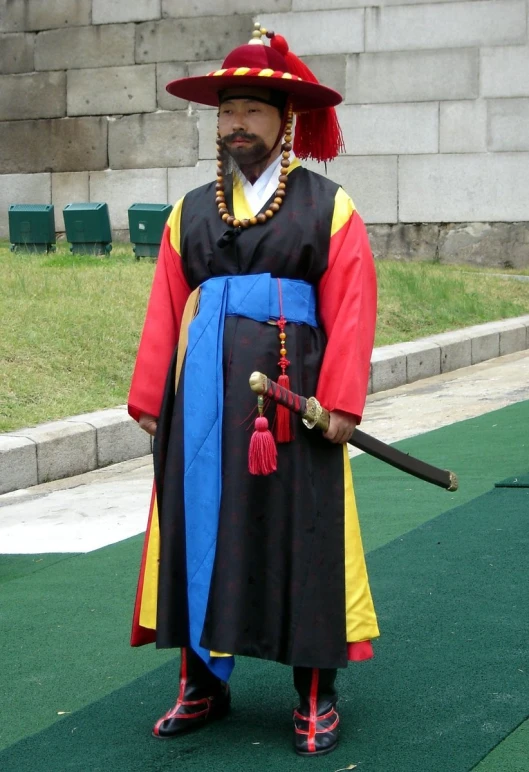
(495, 474, 529, 488)
(0, 537, 172, 752)
(0, 554, 77, 585)
(1, 482, 527, 771)
(354, 399, 529, 553)
(473, 719, 529, 771)
(0, 401, 527, 770)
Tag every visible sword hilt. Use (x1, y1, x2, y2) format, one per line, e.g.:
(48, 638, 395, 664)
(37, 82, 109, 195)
(249, 371, 330, 432)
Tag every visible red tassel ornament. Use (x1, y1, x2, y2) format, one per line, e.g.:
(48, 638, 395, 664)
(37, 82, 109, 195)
(269, 33, 345, 162)
(249, 400, 277, 476)
(275, 373, 293, 443)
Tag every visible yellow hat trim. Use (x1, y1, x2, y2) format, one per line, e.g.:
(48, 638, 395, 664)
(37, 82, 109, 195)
(208, 68, 302, 81)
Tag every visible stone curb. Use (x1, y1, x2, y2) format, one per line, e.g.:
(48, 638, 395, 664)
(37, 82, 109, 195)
(1, 315, 529, 495)
(0, 407, 152, 495)
(369, 315, 529, 394)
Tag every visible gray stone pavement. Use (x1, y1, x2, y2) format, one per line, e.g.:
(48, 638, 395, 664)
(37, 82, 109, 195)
(1, 349, 528, 555)
(351, 349, 529, 453)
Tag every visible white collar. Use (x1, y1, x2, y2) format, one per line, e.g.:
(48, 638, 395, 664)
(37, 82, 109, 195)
(234, 155, 284, 217)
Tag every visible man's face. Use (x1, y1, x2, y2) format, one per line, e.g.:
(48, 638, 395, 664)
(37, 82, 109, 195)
(217, 93, 282, 166)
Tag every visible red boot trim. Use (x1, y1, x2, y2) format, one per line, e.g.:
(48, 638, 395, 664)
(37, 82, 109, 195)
(153, 649, 189, 736)
(164, 700, 211, 720)
(320, 710, 339, 734)
(177, 648, 188, 705)
(294, 710, 340, 738)
(307, 668, 319, 753)
(294, 706, 336, 726)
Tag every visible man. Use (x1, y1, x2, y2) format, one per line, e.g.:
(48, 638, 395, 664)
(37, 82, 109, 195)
(128, 23, 379, 757)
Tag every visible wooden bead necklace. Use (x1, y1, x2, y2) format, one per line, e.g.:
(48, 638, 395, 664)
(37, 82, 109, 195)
(215, 107, 294, 229)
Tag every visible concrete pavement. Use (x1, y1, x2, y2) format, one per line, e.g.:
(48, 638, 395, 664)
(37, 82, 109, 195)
(1, 349, 528, 555)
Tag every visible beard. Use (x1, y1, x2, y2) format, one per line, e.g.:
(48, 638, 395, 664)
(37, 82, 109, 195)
(218, 132, 271, 168)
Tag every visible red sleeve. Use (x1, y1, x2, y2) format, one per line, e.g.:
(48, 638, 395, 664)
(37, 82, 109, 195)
(315, 204, 377, 424)
(128, 210, 191, 422)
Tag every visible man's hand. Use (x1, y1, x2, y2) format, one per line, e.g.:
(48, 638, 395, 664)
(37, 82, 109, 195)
(139, 412, 158, 437)
(323, 410, 358, 444)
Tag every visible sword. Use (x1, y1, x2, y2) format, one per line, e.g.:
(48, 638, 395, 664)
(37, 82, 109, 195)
(249, 371, 458, 492)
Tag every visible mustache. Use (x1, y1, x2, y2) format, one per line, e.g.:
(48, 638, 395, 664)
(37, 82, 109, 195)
(220, 132, 258, 143)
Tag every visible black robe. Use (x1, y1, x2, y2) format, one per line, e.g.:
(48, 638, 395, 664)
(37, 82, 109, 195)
(129, 163, 379, 669)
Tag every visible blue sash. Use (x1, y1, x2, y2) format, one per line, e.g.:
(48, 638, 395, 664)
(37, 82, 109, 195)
(183, 274, 318, 680)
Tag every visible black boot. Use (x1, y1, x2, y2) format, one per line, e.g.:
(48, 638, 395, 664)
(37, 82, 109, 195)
(293, 667, 339, 756)
(152, 648, 231, 738)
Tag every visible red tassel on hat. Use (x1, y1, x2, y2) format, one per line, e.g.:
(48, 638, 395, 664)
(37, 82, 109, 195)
(269, 34, 345, 162)
(249, 414, 277, 475)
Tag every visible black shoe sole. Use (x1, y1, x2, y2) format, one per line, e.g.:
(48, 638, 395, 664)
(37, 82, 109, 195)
(295, 741, 339, 757)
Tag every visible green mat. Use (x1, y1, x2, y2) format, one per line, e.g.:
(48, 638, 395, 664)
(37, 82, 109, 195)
(355, 400, 529, 554)
(1, 400, 528, 770)
(0, 486, 527, 771)
(473, 719, 529, 771)
(495, 474, 529, 488)
(0, 537, 173, 752)
(0, 553, 78, 585)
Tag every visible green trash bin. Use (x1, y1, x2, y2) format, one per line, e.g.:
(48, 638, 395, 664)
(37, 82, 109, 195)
(9, 204, 56, 253)
(63, 202, 112, 255)
(128, 203, 172, 258)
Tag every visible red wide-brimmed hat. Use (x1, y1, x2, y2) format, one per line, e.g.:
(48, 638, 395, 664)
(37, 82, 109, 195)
(166, 23, 345, 162)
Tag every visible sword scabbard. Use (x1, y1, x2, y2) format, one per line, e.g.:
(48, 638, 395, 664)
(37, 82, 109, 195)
(249, 371, 458, 492)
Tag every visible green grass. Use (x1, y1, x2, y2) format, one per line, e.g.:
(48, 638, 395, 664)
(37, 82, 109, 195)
(0, 242, 527, 432)
(376, 260, 529, 344)
(0, 243, 154, 432)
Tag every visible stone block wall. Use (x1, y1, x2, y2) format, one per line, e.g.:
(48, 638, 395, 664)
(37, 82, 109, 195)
(0, 0, 528, 266)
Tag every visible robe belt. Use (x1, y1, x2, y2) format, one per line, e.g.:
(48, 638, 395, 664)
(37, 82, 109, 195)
(183, 273, 318, 680)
